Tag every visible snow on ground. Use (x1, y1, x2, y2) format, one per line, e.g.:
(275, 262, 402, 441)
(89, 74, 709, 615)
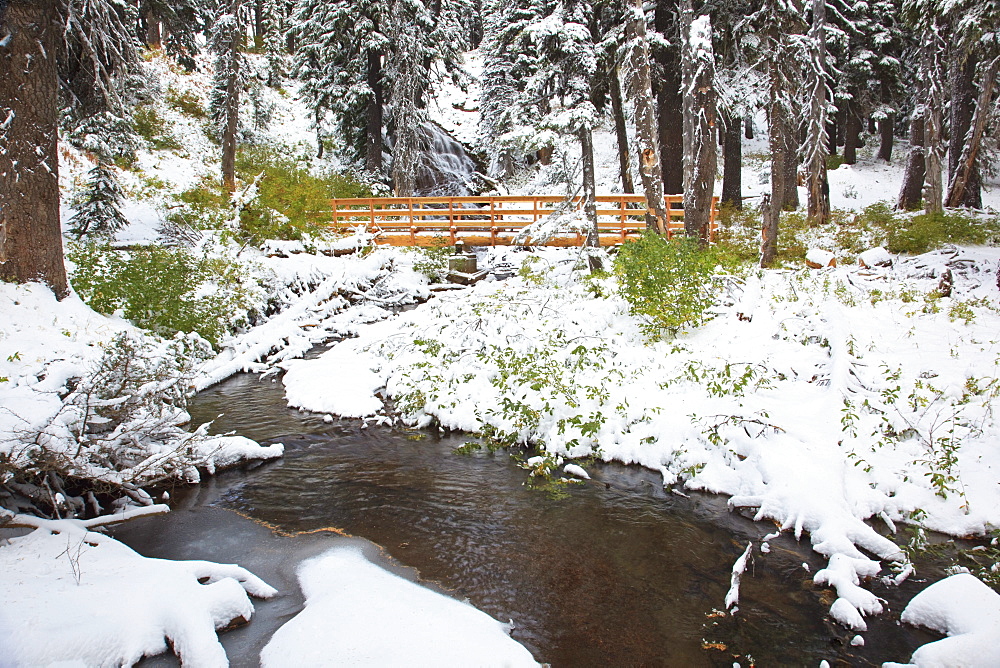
(260, 545, 538, 667)
(279, 242, 1000, 644)
(0, 509, 276, 667)
(886, 573, 1000, 668)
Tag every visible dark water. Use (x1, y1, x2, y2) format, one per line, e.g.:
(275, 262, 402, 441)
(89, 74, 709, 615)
(113, 372, 941, 667)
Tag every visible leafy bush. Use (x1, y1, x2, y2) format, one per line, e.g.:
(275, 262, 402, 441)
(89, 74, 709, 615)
(614, 232, 728, 338)
(165, 88, 207, 118)
(884, 210, 1000, 254)
(168, 146, 371, 242)
(68, 242, 255, 347)
(405, 238, 454, 282)
(132, 105, 182, 151)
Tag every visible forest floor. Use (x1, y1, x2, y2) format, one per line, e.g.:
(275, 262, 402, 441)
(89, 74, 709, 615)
(3, 50, 1000, 666)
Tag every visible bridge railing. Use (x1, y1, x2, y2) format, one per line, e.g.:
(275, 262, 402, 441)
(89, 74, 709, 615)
(327, 194, 719, 246)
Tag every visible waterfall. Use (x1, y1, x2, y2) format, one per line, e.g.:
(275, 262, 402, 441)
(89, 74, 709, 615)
(411, 121, 479, 196)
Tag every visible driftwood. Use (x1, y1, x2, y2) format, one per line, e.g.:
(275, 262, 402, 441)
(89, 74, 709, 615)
(1, 504, 169, 531)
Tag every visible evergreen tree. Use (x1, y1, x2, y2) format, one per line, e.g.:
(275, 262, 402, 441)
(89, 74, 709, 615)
(680, 0, 716, 241)
(802, 0, 831, 225)
(69, 159, 130, 238)
(209, 0, 246, 192)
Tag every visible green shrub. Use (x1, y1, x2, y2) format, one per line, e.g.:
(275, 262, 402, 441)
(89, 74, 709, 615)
(68, 242, 255, 347)
(405, 238, 454, 282)
(614, 232, 727, 339)
(716, 205, 762, 264)
(885, 211, 1000, 254)
(166, 146, 372, 242)
(132, 106, 182, 151)
(166, 88, 207, 118)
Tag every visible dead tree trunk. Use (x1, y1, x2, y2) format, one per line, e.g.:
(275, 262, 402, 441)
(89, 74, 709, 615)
(946, 55, 997, 209)
(0, 0, 69, 297)
(680, 2, 717, 242)
(626, 0, 668, 233)
(608, 64, 635, 194)
(897, 112, 925, 210)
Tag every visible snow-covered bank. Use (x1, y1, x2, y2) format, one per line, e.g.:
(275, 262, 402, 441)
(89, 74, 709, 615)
(280, 244, 1000, 642)
(0, 509, 276, 667)
(260, 545, 538, 667)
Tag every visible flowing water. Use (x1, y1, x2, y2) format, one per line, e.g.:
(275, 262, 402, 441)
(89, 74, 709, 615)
(114, 371, 942, 667)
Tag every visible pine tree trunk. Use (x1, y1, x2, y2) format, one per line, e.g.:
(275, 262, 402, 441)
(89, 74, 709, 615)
(221, 5, 241, 193)
(760, 194, 779, 268)
(608, 64, 634, 194)
(365, 49, 384, 175)
(654, 0, 683, 195)
(680, 1, 716, 242)
(745, 116, 753, 140)
(144, 11, 162, 49)
(804, 0, 829, 226)
(827, 115, 838, 155)
(946, 52, 979, 208)
(254, 0, 264, 50)
(843, 103, 861, 165)
(946, 55, 996, 209)
(626, 0, 667, 232)
(721, 113, 742, 209)
(897, 113, 925, 210)
(923, 38, 945, 215)
(0, 0, 68, 297)
(877, 114, 893, 162)
(580, 127, 599, 248)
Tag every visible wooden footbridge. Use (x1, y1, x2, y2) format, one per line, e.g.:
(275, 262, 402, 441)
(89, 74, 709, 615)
(329, 195, 719, 247)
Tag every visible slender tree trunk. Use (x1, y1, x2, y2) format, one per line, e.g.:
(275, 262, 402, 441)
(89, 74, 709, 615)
(745, 116, 753, 140)
(0, 0, 68, 297)
(580, 127, 599, 247)
(680, 1, 716, 242)
(946, 55, 997, 209)
(608, 64, 634, 194)
(221, 3, 242, 193)
(144, 11, 162, 49)
(827, 114, 839, 155)
(721, 113, 742, 209)
(843, 101, 861, 165)
(254, 0, 264, 49)
(877, 114, 893, 162)
(924, 36, 946, 215)
(897, 112, 925, 210)
(365, 49, 384, 175)
(804, 0, 830, 225)
(654, 0, 683, 195)
(626, 0, 667, 232)
(760, 194, 779, 267)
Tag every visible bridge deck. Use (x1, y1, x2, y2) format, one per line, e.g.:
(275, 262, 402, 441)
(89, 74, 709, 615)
(328, 194, 719, 246)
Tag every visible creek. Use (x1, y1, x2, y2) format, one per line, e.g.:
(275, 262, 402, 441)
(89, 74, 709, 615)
(113, 371, 941, 667)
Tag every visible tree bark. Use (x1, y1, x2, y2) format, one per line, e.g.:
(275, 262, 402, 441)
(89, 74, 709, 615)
(744, 116, 753, 140)
(680, 1, 716, 242)
(760, 194, 779, 268)
(580, 127, 599, 247)
(877, 114, 893, 162)
(923, 36, 945, 215)
(0, 0, 69, 297)
(721, 113, 742, 209)
(365, 49, 384, 175)
(144, 11, 162, 49)
(946, 55, 996, 209)
(843, 102, 861, 165)
(626, 0, 667, 233)
(897, 112, 925, 210)
(654, 0, 683, 195)
(220, 4, 241, 193)
(608, 63, 634, 194)
(804, 0, 829, 226)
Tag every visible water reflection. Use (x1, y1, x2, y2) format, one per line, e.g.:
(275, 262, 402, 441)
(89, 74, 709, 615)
(116, 372, 938, 666)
